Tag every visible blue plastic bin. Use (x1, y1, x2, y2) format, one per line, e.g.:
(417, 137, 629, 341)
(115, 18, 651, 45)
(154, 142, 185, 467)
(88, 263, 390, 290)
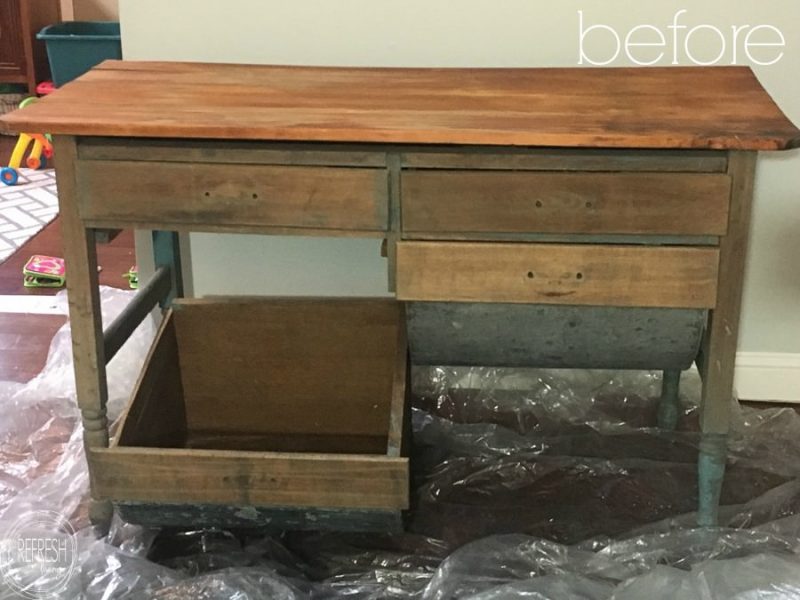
(37, 22, 121, 87)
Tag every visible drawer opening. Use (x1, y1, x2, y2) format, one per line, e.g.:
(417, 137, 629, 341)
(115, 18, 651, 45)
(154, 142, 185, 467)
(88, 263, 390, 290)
(114, 298, 407, 456)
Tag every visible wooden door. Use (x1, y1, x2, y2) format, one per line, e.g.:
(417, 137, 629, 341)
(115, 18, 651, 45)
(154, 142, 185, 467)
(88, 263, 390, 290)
(0, 0, 26, 81)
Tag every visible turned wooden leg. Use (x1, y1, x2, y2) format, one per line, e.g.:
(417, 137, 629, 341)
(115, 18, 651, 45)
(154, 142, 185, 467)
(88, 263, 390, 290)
(697, 151, 757, 527)
(697, 433, 727, 526)
(54, 136, 113, 531)
(657, 369, 682, 430)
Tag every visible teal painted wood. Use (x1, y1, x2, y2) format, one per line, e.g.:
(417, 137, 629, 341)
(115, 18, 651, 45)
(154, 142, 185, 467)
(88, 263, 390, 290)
(657, 370, 682, 430)
(115, 501, 404, 533)
(151, 230, 183, 307)
(697, 433, 727, 526)
(407, 303, 706, 369)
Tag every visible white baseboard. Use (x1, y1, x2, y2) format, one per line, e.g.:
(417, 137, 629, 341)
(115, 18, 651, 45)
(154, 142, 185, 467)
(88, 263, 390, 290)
(735, 352, 800, 403)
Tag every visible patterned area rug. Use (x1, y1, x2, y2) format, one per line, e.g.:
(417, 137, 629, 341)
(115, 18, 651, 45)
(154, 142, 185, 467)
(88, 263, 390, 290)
(0, 168, 58, 262)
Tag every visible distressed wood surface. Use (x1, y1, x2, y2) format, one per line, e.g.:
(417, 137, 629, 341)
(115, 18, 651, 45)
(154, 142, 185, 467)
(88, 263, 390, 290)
(52, 135, 113, 526)
(78, 160, 389, 233)
(78, 137, 388, 167)
(114, 312, 187, 449)
(78, 139, 726, 172)
(385, 153, 402, 292)
(103, 298, 411, 515)
(403, 232, 719, 246)
(184, 432, 388, 455)
(396, 241, 719, 308)
(402, 171, 731, 236)
(116, 501, 403, 532)
(700, 152, 758, 434)
(170, 298, 403, 438)
(53, 137, 109, 445)
(90, 446, 409, 510)
(2, 62, 798, 149)
(401, 148, 728, 171)
(386, 306, 408, 457)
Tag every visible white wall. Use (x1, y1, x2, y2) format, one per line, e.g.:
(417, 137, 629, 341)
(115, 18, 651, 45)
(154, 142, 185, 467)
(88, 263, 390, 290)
(120, 0, 800, 399)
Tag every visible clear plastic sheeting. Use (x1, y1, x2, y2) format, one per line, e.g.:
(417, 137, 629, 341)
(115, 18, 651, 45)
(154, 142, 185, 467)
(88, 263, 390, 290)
(0, 287, 158, 531)
(612, 554, 800, 600)
(3, 307, 800, 597)
(419, 527, 800, 599)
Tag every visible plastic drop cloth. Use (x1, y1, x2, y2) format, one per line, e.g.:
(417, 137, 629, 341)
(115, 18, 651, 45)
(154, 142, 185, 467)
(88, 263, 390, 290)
(3, 291, 800, 598)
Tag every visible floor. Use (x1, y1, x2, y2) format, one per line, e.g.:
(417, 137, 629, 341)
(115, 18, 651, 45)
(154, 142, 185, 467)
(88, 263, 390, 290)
(0, 168, 58, 261)
(0, 134, 135, 381)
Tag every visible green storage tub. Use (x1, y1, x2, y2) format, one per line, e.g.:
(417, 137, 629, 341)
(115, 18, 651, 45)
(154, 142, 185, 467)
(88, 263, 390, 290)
(37, 22, 121, 87)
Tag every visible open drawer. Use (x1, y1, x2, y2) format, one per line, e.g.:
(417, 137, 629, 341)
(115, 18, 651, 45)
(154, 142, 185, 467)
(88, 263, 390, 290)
(90, 298, 410, 531)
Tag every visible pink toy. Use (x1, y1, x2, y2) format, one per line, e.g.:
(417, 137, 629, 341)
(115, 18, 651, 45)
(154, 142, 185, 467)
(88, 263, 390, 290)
(23, 255, 65, 287)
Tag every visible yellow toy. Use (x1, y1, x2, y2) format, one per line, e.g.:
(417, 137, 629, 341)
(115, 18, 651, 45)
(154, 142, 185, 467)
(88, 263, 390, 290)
(1, 98, 54, 186)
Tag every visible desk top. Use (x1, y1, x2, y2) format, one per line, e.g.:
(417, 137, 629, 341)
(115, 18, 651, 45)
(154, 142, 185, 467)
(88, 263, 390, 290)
(1, 61, 798, 150)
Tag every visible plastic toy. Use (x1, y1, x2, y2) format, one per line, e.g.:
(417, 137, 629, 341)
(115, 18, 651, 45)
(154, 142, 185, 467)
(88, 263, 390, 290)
(123, 265, 138, 289)
(36, 81, 56, 96)
(23, 255, 65, 288)
(1, 97, 54, 186)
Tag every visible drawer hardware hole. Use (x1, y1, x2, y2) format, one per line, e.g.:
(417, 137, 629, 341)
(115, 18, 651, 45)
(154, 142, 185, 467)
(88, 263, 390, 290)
(527, 271, 535, 279)
(535, 201, 543, 208)
(252, 193, 259, 199)
(204, 191, 210, 197)
(585, 201, 593, 208)
(576, 272, 584, 280)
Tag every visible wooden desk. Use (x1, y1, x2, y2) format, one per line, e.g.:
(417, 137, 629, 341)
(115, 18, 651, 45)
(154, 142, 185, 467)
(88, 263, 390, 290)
(2, 61, 798, 529)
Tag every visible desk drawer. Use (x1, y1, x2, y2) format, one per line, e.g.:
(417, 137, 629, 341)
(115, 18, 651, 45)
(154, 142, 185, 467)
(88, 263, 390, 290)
(402, 171, 730, 236)
(395, 241, 719, 308)
(92, 298, 409, 531)
(78, 161, 389, 233)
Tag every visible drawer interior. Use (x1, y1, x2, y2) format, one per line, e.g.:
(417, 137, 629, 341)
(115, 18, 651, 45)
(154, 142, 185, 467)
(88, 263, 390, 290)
(115, 298, 407, 456)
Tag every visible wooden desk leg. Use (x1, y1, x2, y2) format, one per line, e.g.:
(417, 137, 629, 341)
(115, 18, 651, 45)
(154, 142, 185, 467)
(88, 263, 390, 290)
(53, 136, 113, 528)
(697, 150, 757, 526)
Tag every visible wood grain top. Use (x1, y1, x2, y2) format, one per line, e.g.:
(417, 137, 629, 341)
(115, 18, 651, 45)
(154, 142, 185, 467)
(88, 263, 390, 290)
(1, 61, 798, 150)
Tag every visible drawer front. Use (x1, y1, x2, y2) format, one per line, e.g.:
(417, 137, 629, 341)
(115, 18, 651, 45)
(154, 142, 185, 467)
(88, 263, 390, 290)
(402, 171, 730, 236)
(396, 241, 719, 308)
(90, 448, 409, 510)
(78, 161, 389, 232)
